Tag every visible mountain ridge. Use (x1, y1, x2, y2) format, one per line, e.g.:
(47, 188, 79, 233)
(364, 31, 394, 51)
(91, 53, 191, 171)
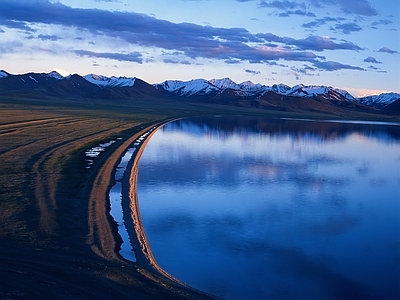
(0, 70, 399, 113)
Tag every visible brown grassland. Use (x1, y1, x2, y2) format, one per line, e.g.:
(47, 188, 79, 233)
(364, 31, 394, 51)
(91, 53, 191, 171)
(0, 94, 398, 299)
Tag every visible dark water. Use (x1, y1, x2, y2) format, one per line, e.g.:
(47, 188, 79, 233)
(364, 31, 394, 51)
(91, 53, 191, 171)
(136, 116, 400, 300)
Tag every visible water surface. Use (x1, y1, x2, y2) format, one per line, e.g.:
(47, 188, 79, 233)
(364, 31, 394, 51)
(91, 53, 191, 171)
(137, 116, 400, 300)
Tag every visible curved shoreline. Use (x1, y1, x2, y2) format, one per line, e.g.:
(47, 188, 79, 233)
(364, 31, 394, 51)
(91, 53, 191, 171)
(87, 118, 216, 299)
(122, 123, 178, 279)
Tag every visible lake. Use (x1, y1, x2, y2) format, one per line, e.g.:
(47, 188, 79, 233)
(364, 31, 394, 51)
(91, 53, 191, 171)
(136, 116, 400, 300)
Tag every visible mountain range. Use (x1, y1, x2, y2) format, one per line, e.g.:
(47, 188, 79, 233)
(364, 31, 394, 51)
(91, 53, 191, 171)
(0, 70, 399, 114)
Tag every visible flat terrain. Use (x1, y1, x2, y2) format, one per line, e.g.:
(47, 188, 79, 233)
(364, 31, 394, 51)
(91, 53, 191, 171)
(0, 95, 398, 299)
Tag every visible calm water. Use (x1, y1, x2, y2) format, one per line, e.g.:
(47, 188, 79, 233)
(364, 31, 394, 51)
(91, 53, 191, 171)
(136, 116, 400, 300)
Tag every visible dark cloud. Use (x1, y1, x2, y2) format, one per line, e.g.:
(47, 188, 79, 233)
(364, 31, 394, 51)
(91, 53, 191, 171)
(333, 22, 362, 34)
(245, 69, 261, 75)
(378, 47, 399, 54)
(0, 0, 321, 64)
(363, 56, 382, 64)
(0, 0, 368, 72)
(38, 34, 61, 41)
(312, 61, 365, 71)
(72, 50, 143, 63)
(0, 19, 36, 32)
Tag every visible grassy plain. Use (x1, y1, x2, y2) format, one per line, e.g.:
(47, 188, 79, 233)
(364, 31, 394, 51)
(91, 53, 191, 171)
(0, 95, 398, 299)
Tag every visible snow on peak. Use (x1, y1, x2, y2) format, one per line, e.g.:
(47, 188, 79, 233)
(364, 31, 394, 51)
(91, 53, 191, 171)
(47, 71, 64, 80)
(0, 70, 9, 78)
(159, 79, 218, 96)
(356, 92, 400, 107)
(333, 88, 356, 102)
(209, 78, 240, 90)
(239, 80, 264, 91)
(83, 74, 136, 87)
(287, 85, 329, 97)
(271, 83, 291, 94)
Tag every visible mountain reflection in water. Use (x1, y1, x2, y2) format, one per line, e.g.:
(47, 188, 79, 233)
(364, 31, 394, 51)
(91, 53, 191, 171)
(136, 117, 400, 300)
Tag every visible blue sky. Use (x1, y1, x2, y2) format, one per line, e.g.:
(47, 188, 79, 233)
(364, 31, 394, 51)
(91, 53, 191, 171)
(0, 0, 399, 96)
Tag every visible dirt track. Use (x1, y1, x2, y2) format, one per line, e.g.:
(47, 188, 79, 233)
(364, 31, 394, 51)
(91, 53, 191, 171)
(0, 103, 214, 299)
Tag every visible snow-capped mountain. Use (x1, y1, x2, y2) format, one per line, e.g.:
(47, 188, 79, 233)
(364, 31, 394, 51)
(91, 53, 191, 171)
(83, 74, 136, 88)
(157, 78, 357, 101)
(355, 93, 400, 108)
(275, 84, 358, 102)
(209, 78, 241, 90)
(156, 79, 219, 96)
(0, 70, 398, 113)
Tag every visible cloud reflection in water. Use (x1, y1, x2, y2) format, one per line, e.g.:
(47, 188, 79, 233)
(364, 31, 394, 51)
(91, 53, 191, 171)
(137, 117, 400, 300)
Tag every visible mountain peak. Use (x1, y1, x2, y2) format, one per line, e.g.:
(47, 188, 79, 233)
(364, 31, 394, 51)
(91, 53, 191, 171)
(83, 73, 136, 88)
(209, 78, 239, 90)
(0, 69, 398, 111)
(47, 70, 64, 80)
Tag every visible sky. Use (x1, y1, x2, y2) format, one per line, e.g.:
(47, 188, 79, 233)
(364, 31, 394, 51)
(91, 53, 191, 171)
(0, 0, 399, 96)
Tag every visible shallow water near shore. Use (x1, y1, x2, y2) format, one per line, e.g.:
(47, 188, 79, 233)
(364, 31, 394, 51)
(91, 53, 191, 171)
(136, 116, 400, 300)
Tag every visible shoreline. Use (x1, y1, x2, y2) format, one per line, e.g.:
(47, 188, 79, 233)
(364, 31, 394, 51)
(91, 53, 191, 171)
(87, 119, 215, 298)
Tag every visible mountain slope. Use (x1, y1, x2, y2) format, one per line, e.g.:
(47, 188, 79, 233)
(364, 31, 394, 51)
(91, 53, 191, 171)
(355, 93, 400, 108)
(0, 70, 398, 114)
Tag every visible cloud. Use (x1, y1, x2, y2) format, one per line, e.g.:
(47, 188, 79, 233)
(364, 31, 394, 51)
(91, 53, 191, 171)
(225, 59, 241, 64)
(312, 61, 365, 71)
(363, 56, 382, 64)
(259, 1, 315, 17)
(38, 34, 61, 41)
(278, 10, 316, 17)
(333, 22, 362, 34)
(0, 19, 36, 32)
(302, 17, 344, 29)
(0, 0, 367, 72)
(309, 0, 377, 16)
(259, 1, 306, 10)
(0, 0, 321, 65)
(371, 20, 393, 27)
(288, 65, 319, 80)
(72, 50, 143, 63)
(367, 65, 379, 70)
(163, 59, 192, 65)
(378, 47, 399, 54)
(245, 69, 261, 75)
(256, 34, 362, 51)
